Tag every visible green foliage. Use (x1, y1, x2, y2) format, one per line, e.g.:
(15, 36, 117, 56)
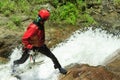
(51, 2, 79, 25)
(0, 0, 16, 16)
(28, 0, 49, 4)
(6, 21, 17, 30)
(50, 0, 97, 26)
(49, 0, 59, 8)
(114, 0, 120, 6)
(84, 14, 96, 24)
(0, 0, 31, 16)
(79, 13, 97, 26)
(16, 0, 30, 14)
(0, 0, 97, 28)
(3, 10, 11, 17)
(76, 0, 87, 12)
(96, 0, 102, 4)
(10, 15, 22, 26)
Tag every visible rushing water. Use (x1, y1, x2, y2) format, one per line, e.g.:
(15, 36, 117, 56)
(0, 28, 120, 80)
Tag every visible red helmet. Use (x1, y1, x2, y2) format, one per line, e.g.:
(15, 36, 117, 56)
(38, 9, 50, 20)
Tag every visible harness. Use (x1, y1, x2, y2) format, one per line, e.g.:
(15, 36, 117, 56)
(29, 50, 37, 64)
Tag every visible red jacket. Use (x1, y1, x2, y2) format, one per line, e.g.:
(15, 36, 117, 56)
(22, 22, 45, 49)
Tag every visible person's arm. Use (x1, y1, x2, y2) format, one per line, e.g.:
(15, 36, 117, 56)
(22, 26, 37, 49)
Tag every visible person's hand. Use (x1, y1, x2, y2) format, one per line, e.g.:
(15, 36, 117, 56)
(26, 44, 33, 50)
(26, 45, 37, 52)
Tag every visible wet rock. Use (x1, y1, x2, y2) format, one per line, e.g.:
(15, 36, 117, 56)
(59, 64, 120, 80)
(0, 57, 8, 64)
(60, 49, 120, 80)
(87, 0, 120, 35)
(0, 34, 21, 58)
(106, 49, 120, 76)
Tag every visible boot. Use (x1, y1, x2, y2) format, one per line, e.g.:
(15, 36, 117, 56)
(59, 68, 67, 74)
(11, 63, 19, 75)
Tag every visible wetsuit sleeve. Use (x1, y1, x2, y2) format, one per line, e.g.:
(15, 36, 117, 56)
(22, 26, 37, 49)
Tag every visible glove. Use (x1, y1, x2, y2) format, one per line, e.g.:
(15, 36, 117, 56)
(26, 44, 38, 52)
(26, 44, 33, 50)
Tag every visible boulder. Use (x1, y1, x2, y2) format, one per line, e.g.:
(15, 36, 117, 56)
(0, 33, 21, 58)
(59, 64, 119, 80)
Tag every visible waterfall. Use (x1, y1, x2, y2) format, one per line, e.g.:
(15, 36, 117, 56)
(0, 28, 120, 80)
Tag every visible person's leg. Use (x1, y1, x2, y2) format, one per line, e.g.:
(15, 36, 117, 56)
(11, 48, 30, 74)
(38, 45, 61, 68)
(38, 45, 67, 74)
(14, 48, 30, 65)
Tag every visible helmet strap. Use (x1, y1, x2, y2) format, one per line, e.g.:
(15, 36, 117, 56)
(36, 16, 41, 22)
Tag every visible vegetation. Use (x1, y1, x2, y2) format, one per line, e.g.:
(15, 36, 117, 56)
(51, 2, 79, 25)
(0, 0, 120, 30)
(114, 0, 120, 6)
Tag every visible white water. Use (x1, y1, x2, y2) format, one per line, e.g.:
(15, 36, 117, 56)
(0, 28, 120, 80)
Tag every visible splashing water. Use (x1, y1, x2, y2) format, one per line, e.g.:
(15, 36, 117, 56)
(0, 28, 120, 80)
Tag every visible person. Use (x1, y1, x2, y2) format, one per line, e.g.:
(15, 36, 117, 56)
(12, 9, 67, 74)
